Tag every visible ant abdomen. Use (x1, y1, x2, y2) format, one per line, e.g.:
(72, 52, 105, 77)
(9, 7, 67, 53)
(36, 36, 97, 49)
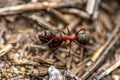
(38, 30, 52, 44)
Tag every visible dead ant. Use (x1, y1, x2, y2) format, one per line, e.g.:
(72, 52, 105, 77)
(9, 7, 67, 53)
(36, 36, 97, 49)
(38, 28, 90, 50)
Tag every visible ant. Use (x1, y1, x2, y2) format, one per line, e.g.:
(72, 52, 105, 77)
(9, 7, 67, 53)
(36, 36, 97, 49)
(38, 28, 90, 50)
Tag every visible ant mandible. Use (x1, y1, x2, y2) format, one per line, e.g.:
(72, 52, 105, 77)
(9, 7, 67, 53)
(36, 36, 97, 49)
(38, 28, 89, 49)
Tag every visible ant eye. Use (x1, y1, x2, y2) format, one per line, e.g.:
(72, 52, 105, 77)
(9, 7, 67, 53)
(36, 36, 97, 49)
(76, 31, 89, 45)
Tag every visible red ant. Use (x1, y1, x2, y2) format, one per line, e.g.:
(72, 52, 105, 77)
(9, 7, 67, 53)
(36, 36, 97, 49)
(38, 28, 89, 49)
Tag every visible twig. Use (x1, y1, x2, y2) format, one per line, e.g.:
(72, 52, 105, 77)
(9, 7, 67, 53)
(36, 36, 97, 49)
(63, 18, 80, 33)
(61, 9, 90, 19)
(28, 44, 47, 50)
(25, 14, 56, 30)
(77, 57, 90, 67)
(94, 58, 120, 80)
(47, 8, 69, 25)
(66, 55, 73, 70)
(81, 34, 120, 80)
(30, 67, 48, 77)
(72, 63, 86, 77)
(0, 3, 46, 16)
(55, 54, 66, 64)
(0, 1, 83, 16)
(92, 0, 101, 19)
(91, 24, 119, 62)
(65, 70, 80, 80)
(99, 12, 112, 31)
(34, 56, 54, 65)
(86, 0, 96, 15)
(57, 48, 74, 56)
(41, 51, 50, 59)
(81, 22, 120, 79)
(100, 2, 114, 14)
(0, 44, 13, 58)
(0, 68, 8, 79)
(12, 61, 40, 66)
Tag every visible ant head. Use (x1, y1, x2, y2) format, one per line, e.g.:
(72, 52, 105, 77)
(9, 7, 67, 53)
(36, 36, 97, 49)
(44, 30, 52, 38)
(76, 28, 89, 45)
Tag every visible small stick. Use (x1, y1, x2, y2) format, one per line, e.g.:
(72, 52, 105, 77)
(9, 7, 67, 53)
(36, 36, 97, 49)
(9, 75, 23, 80)
(81, 19, 120, 79)
(29, 44, 47, 50)
(99, 12, 112, 31)
(54, 62, 66, 67)
(62, 9, 90, 19)
(55, 54, 66, 64)
(47, 8, 69, 25)
(65, 70, 80, 80)
(13, 61, 40, 66)
(58, 48, 74, 57)
(41, 51, 50, 59)
(91, 24, 119, 62)
(77, 57, 90, 67)
(0, 68, 8, 79)
(86, 0, 96, 15)
(81, 34, 120, 80)
(26, 14, 56, 30)
(0, 1, 83, 16)
(34, 56, 54, 65)
(72, 63, 86, 76)
(80, 47, 84, 59)
(66, 55, 73, 70)
(29, 44, 73, 54)
(92, 0, 101, 19)
(100, 2, 114, 14)
(0, 44, 13, 58)
(66, 44, 73, 70)
(0, 3, 46, 16)
(31, 68, 48, 77)
(94, 58, 120, 80)
(63, 18, 80, 33)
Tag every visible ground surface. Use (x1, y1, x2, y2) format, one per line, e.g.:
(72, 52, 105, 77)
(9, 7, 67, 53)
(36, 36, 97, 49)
(0, 0, 119, 80)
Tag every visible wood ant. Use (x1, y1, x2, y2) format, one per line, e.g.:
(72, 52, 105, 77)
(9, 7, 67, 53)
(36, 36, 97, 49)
(38, 28, 89, 49)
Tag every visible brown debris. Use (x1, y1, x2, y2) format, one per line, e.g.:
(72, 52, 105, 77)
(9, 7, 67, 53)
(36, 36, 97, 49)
(0, 0, 119, 80)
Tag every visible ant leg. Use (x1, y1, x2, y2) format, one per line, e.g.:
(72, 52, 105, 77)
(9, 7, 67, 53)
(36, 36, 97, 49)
(66, 41, 72, 70)
(42, 39, 53, 46)
(66, 27, 71, 35)
(62, 27, 71, 35)
(81, 44, 96, 52)
(61, 31, 66, 35)
(74, 40, 96, 52)
(61, 30, 68, 35)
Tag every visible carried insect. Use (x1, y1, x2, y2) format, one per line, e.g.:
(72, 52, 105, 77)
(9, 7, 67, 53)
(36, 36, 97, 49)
(38, 28, 90, 49)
